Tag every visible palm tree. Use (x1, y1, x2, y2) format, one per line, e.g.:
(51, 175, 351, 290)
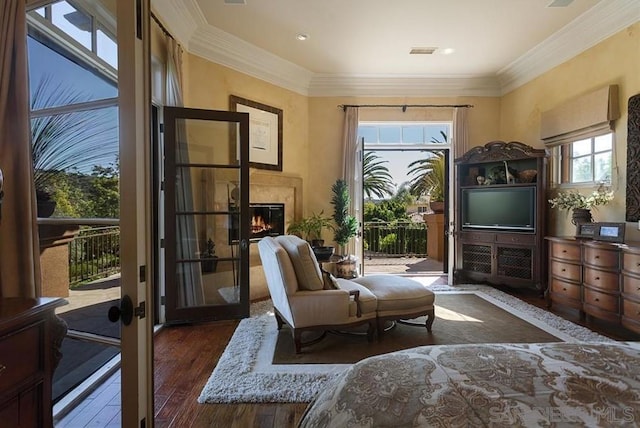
(363, 151, 394, 199)
(407, 132, 448, 201)
(30, 76, 118, 199)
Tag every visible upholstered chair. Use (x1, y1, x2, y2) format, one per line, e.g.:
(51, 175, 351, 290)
(258, 235, 377, 353)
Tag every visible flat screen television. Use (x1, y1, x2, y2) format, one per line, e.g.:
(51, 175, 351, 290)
(462, 186, 535, 231)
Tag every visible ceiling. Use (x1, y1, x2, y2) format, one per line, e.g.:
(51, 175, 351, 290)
(152, 0, 639, 96)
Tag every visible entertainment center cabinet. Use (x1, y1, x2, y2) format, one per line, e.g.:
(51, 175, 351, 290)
(454, 141, 548, 291)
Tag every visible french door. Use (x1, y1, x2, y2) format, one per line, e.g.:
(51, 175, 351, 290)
(163, 107, 250, 323)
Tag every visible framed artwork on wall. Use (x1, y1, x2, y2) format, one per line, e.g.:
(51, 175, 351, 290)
(230, 95, 283, 171)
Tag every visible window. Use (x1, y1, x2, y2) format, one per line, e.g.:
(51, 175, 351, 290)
(28, 0, 117, 76)
(560, 133, 613, 184)
(358, 123, 450, 146)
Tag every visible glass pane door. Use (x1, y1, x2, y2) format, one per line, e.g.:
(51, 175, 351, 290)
(163, 107, 249, 323)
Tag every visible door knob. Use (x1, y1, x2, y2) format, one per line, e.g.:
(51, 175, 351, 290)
(108, 295, 134, 325)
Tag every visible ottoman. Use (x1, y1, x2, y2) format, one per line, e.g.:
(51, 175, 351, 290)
(352, 275, 435, 337)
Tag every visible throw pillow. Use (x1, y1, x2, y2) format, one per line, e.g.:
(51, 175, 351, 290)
(275, 235, 324, 291)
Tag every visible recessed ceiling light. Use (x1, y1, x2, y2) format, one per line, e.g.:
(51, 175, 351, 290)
(440, 48, 455, 55)
(296, 33, 309, 41)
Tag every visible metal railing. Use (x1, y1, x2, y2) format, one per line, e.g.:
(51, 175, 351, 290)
(69, 225, 121, 285)
(363, 221, 427, 257)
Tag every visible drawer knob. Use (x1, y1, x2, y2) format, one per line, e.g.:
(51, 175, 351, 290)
(595, 255, 600, 259)
(0, 364, 5, 375)
(563, 287, 567, 291)
(562, 250, 567, 253)
(561, 268, 566, 272)
(595, 298, 600, 302)
(595, 277, 600, 281)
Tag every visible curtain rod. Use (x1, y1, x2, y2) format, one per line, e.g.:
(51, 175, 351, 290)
(151, 12, 174, 41)
(339, 103, 473, 112)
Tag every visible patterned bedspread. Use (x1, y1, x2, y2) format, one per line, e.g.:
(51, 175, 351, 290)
(299, 342, 640, 427)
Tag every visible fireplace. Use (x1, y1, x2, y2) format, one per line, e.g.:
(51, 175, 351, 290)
(230, 203, 285, 243)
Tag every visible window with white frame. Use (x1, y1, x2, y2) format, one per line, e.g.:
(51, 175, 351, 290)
(559, 133, 613, 184)
(358, 122, 450, 146)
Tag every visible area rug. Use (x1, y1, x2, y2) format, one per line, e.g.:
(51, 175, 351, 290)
(198, 283, 613, 404)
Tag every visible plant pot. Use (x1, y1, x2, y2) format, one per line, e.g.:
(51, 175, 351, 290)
(37, 199, 56, 218)
(336, 258, 358, 279)
(201, 257, 218, 273)
(312, 246, 334, 262)
(571, 208, 593, 225)
(430, 201, 445, 213)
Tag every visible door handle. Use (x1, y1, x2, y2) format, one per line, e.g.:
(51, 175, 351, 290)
(108, 295, 145, 325)
(109, 296, 133, 325)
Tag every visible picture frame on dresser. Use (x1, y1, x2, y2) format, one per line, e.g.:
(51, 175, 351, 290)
(577, 222, 626, 243)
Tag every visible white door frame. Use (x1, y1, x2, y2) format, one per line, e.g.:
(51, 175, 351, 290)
(117, 0, 153, 425)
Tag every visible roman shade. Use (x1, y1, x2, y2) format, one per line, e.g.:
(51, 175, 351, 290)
(541, 85, 619, 147)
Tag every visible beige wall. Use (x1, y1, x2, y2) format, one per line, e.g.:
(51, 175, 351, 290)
(500, 23, 640, 237)
(168, 21, 638, 285)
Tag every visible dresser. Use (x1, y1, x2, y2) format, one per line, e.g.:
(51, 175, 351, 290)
(0, 298, 66, 428)
(546, 237, 640, 333)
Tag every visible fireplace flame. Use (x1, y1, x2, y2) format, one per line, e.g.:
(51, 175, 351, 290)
(251, 215, 272, 234)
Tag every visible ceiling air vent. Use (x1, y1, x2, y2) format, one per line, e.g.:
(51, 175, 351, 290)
(547, 0, 574, 7)
(410, 47, 437, 55)
(224, 0, 247, 4)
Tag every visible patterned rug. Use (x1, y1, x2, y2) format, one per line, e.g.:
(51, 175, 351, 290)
(198, 282, 612, 404)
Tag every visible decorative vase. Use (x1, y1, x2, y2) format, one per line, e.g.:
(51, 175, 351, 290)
(571, 208, 593, 225)
(429, 201, 445, 214)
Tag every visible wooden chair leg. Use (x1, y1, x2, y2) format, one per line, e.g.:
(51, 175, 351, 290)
(293, 329, 302, 354)
(376, 318, 385, 341)
(366, 320, 375, 343)
(275, 311, 284, 330)
(425, 308, 435, 332)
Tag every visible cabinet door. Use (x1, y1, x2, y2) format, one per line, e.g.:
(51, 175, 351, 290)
(461, 243, 492, 274)
(496, 245, 533, 280)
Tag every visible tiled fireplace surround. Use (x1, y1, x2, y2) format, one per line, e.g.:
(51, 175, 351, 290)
(248, 171, 302, 300)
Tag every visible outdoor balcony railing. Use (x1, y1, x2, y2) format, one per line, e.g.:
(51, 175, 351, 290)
(363, 221, 427, 257)
(69, 225, 120, 285)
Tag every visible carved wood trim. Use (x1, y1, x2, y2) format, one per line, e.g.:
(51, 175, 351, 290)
(626, 94, 640, 222)
(454, 141, 548, 164)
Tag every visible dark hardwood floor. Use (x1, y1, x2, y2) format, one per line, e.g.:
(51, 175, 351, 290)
(153, 284, 640, 427)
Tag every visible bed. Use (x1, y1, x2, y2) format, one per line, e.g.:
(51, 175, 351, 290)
(298, 342, 640, 427)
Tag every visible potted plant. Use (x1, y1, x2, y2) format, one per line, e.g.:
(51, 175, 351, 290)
(548, 184, 614, 225)
(200, 238, 219, 273)
(331, 179, 358, 278)
(287, 211, 335, 261)
(287, 211, 333, 245)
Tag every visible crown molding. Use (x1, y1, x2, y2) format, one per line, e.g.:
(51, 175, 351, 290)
(189, 25, 314, 96)
(498, 0, 640, 95)
(307, 75, 501, 97)
(151, 0, 205, 46)
(154, 0, 639, 98)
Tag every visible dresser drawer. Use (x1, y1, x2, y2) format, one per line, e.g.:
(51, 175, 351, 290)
(550, 278, 581, 300)
(623, 252, 640, 275)
(623, 274, 640, 299)
(550, 242, 581, 262)
(583, 246, 619, 269)
(550, 261, 581, 282)
(623, 299, 640, 323)
(583, 267, 619, 291)
(496, 233, 535, 245)
(0, 322, 43, 392)
(584, 287, 619, 312)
